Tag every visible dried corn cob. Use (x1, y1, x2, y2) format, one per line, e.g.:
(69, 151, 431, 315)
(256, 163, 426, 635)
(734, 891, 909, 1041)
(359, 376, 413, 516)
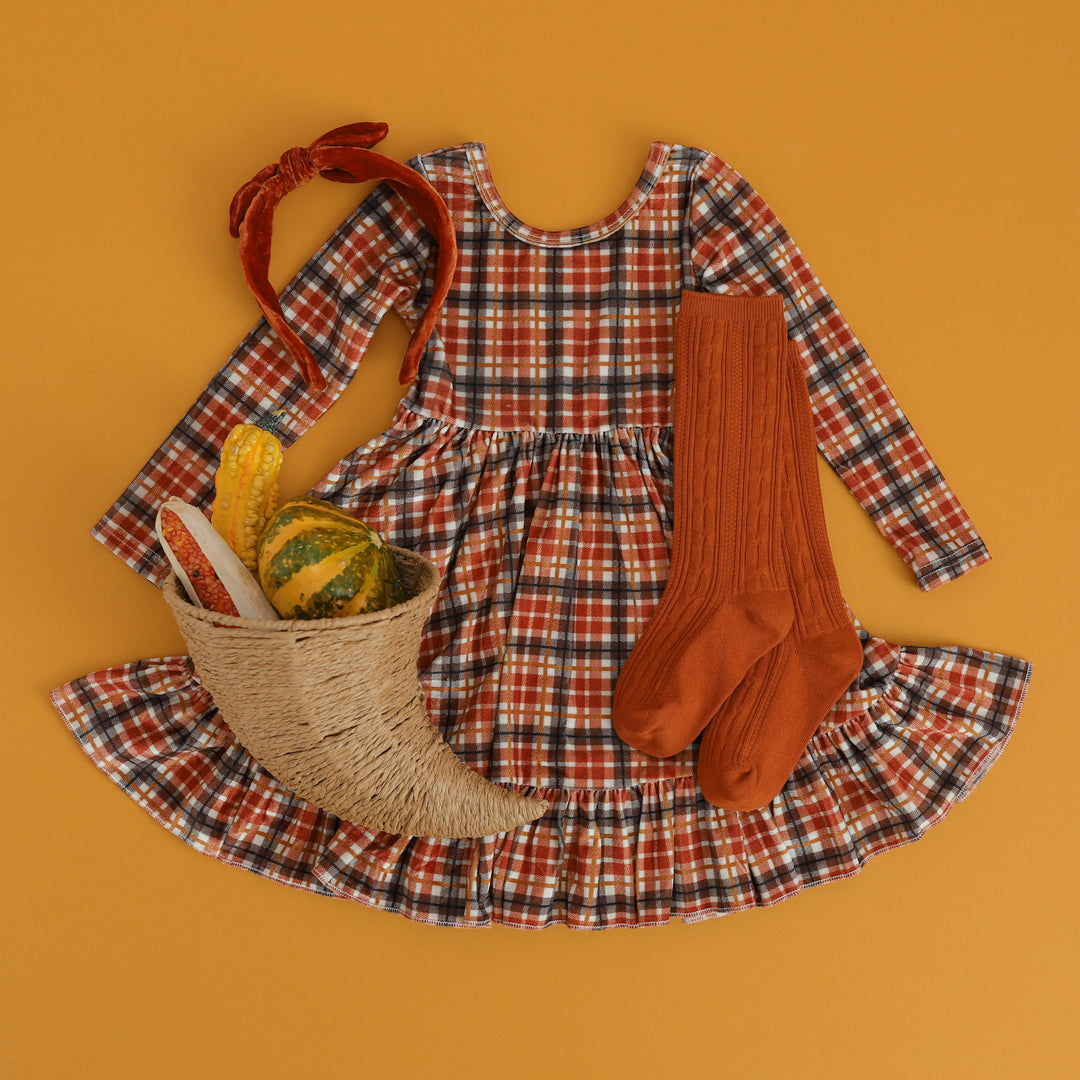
(211, 423, 284, 571)
(156, 499, 279, 619)
(158, 505, 240, 615)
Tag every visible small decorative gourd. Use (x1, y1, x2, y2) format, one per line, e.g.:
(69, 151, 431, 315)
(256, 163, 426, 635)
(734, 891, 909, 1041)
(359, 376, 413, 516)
(256, 497, 407, 620)
(211, 423, 284, 572)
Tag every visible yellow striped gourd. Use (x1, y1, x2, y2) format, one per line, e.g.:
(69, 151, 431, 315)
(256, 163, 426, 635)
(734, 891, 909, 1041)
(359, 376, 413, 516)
(256, 497, 407, 620)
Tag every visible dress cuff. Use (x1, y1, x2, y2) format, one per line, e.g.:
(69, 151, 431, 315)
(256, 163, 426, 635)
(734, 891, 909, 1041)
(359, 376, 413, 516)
(911, 537, 992, 592)
(91, 516, 170, 586)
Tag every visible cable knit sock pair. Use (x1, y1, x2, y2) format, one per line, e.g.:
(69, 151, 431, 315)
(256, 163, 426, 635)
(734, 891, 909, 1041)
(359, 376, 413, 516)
(612, 291, 863, 811)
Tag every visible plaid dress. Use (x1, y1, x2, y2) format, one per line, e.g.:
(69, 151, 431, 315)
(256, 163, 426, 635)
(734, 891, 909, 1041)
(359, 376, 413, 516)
(52, 141, 1032, 928)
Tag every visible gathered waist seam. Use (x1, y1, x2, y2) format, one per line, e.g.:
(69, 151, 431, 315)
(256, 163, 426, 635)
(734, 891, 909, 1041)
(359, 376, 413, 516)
(401, 402, 673, 437)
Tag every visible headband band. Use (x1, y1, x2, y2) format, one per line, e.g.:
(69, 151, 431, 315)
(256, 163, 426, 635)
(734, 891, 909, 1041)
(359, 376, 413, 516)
(229, 121, 457, 391)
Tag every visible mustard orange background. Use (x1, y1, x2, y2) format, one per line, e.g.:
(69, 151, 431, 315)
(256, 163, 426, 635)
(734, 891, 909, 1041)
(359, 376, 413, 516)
(3, 1, 1077, 1076)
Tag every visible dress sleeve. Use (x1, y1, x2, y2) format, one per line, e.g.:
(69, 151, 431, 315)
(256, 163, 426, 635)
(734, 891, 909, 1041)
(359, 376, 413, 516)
(688, 150, 991, 591)
(92, 177, 435, 585)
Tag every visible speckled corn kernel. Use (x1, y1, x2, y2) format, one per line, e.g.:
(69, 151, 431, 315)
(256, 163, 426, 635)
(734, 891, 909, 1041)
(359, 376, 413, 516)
(159, 508, 241, 615)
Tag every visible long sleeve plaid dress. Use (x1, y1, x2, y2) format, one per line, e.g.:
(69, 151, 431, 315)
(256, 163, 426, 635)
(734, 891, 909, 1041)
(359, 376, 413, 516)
(52, 141, 1031, 928)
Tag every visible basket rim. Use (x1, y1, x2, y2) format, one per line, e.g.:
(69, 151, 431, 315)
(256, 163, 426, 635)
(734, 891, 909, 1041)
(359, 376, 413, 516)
(161, 544, 441, 632)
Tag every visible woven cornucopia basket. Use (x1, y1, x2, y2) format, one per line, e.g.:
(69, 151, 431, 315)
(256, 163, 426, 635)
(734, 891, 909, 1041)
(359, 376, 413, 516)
(162, 546, 548, 838)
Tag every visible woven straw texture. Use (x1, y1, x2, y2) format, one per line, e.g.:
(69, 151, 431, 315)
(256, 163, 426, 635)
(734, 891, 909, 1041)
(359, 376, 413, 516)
(162, 546, 548, 838)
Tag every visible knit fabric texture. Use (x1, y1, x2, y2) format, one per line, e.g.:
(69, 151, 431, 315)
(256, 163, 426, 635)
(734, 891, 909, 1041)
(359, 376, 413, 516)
(613, 292, 865, 811)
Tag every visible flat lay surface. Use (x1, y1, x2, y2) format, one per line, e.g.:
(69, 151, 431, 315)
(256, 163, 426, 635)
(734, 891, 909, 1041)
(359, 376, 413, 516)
(3, 0, 1076, 1076)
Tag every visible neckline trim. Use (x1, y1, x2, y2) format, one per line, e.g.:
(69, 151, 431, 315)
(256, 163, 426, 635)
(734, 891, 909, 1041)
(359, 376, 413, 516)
(464, 141, 671, 248)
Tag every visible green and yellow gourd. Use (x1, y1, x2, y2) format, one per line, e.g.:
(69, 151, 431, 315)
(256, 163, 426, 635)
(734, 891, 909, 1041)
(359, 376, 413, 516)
(256, 497, 408, 619)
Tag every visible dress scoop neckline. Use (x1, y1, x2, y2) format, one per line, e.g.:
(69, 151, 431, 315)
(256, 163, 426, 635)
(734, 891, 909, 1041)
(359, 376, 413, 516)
(464, 140, 671, 248)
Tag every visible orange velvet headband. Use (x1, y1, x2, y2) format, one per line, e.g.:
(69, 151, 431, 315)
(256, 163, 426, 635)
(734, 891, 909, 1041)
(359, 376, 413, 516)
(229, 121, 458, 392)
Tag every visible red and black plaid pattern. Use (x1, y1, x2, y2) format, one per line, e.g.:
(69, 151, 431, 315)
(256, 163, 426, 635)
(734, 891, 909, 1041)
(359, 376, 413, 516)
(52, 628, 1029, 927)
(92, 142, 989, 591)
(90, 190, 435, 584)
(311, 409, 684, 791)
(54, 140, 1029, 927)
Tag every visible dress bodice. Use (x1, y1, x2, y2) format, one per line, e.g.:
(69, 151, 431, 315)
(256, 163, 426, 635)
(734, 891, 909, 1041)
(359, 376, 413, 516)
(405, 141, 690, 433)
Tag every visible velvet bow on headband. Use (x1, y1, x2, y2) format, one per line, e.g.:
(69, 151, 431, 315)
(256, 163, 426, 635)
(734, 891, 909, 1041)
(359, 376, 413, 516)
(229, 121, 458, 392)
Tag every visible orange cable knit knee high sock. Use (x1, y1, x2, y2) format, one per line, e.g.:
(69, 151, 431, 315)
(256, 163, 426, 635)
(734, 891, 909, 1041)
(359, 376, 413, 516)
(697, 341, 864, 811)
(612, 292, 795, 759)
